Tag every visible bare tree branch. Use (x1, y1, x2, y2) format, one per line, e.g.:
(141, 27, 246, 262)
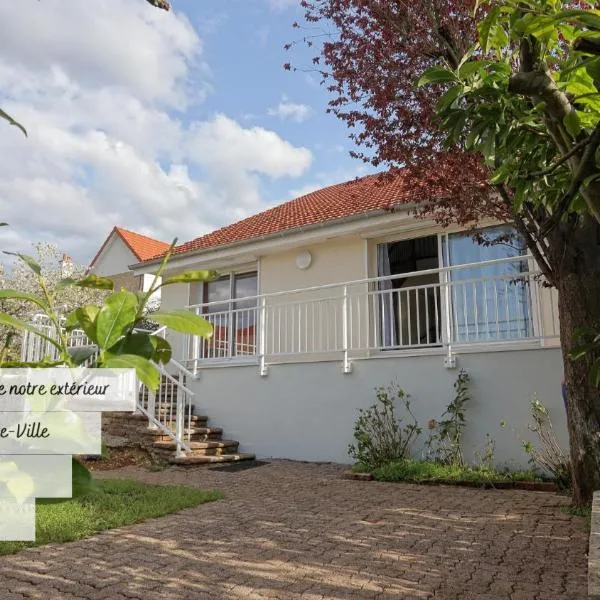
(145, 0, 170, 10)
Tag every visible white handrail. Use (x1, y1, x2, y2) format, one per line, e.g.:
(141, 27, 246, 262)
(187, 254, 536, 309)
(22, 317, 196, 457)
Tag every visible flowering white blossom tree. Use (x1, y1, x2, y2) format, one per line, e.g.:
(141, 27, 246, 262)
(0, 243, 108, 358)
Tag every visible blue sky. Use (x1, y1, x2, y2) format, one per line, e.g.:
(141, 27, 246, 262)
(0, 0, 372, 264)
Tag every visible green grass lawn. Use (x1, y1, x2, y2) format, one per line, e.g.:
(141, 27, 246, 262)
(0, 478, 223, 556)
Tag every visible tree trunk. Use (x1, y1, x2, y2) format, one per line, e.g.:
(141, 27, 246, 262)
(550, 216, 600, 506)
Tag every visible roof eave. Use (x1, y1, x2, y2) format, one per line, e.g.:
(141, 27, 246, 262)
(130, 202, 417, 271)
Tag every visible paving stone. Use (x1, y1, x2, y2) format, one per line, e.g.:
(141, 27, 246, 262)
(0, 460, 589, 599)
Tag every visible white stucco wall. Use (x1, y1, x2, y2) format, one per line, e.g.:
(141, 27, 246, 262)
(188, 347, 566, 469)
(92, 236, 137, 277)
(157, 273, 190, 360)
(260, 235, 366, 293)
(259, 236, 368, 356)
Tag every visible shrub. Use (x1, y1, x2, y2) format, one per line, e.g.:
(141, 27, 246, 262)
(524, 396, 571, 489)
(426, 369, 471, 467)
(348, 383, 421, 470)
(502, 395, 571, 489)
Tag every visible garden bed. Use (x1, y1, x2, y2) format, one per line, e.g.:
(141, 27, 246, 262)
(80, 446, 155, 471)
(344, 459, 558, 492)
(343, 470, 557, 491)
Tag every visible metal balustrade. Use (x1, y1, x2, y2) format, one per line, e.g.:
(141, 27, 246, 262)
(185, 255, 560, 374)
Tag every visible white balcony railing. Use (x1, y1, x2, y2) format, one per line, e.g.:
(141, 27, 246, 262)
(185, 255, 560, 374)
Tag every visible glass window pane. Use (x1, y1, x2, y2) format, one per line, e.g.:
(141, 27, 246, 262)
(233, 273, 258, 356)
(445, 226, 531, 342)
(206, 277, 231, 313)
(234, 273, 257, 300)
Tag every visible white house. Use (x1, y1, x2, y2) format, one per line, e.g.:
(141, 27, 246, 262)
(130, 173, 565, 468)
(88, 226, 169, 307)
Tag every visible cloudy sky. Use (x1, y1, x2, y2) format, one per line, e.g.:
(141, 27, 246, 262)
(0, 0, 372, 264)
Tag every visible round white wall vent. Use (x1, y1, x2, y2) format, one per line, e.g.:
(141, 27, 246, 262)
(296, 250, 312, 270)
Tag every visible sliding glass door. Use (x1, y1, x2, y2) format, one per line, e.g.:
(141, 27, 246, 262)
(375, 226, 534, 349)
(442, 226, 532, 342)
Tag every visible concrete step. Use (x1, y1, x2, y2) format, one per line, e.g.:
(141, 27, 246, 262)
(169, 452, 256, 465)
(139, 404, 195, 414)
(147, 413, 207, 423)
(153, 439, 239, 456)
(146, 427, 223, 443)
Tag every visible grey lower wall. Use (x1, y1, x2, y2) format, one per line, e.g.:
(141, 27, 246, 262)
(189, 348, 566, 468)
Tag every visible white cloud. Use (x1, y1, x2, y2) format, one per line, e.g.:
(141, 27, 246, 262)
(267, 0, 300, 11)
(288, 165, 373, 199)
(187, 114, 312, 217)
(0, 0, 312, 265)
(268, 96, 312, 123)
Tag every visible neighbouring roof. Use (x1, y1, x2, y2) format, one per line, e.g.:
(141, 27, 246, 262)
(89, 226, 170, 268)
(145, 172, 412, 263)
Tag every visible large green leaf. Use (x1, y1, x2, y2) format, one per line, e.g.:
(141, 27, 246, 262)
(151, 335, 172, 364)
(563, 111, 582, 138)
(458, 60, 492, 79)
(96, 291, 139, 350)
(74, 305, 100, 342)
(150, 310, 213, 338)
(436, 85, 464, 112)
(75, 274, 115, 291)
(572, 11, 600, 32)
(0, 313, 62, 351)
(103, 353, 160, 390)
(68, 346, 98, 366)
(416, 66, 457, 87)
(3, 251, 41, 275)
(109, 332, 155, 360)
(0, 289, 49, 311)
(479, 5, 500, 53)
(161, 270, 219, 286)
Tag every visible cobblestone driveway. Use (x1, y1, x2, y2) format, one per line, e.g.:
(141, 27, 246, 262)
(0, 461, 588, 599)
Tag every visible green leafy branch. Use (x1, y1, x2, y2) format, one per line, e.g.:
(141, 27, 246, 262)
(0, 241, 218, 390)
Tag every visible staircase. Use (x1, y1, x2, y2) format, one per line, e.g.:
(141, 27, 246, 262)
(138, 373, 255, 466)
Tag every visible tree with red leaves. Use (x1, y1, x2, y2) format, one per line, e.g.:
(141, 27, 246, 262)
(291, 0, 600, 506)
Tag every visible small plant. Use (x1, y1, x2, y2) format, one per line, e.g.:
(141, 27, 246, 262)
(475, 433, 496, 472)
(426, 369, 471, 467)
(502, 395, 571, 489)
(348, 383, 421, 470)
(562, 505, 592, 529)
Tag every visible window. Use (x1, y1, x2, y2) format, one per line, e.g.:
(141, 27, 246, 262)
(375, 226, 534, 349)
(191, 272, 258, 359)
(442, 226, 532, 342)
(377, 236, 441, 348)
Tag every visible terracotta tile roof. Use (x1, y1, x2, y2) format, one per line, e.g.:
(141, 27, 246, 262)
(147, 172, 412, 262)
(115, 227, 170, 261)
(89, 226, 170, 268)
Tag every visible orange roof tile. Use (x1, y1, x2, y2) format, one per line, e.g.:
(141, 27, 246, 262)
(89, 227, 170, 268)
(115, 227, 170, 261)
(146, 172, 413, 262)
